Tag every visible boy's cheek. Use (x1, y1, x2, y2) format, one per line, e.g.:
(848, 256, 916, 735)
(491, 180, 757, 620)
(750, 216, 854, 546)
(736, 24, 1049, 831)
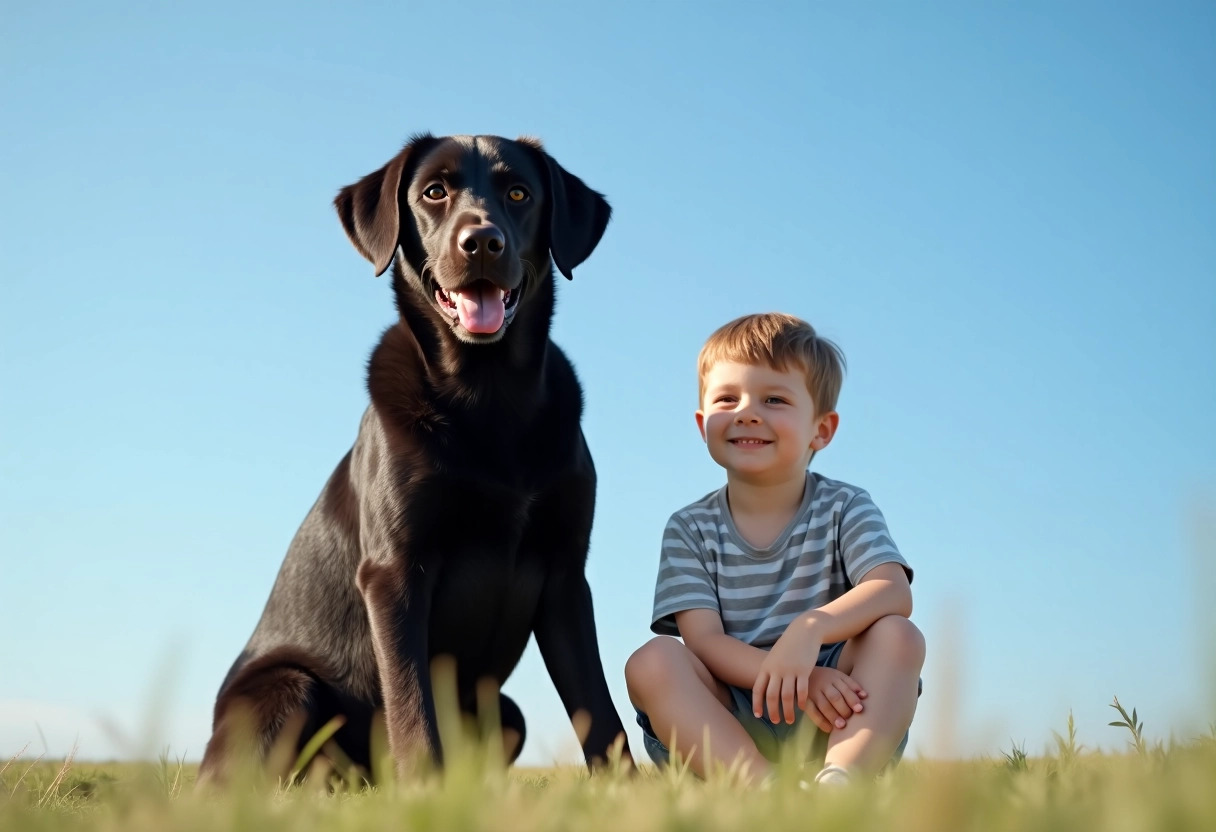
(705, 441, 732, 468)
(703, 411, 735, 434)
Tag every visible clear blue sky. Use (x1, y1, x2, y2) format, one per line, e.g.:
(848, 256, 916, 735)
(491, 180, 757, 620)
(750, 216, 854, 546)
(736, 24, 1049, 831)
(2, 1, 1213, 765)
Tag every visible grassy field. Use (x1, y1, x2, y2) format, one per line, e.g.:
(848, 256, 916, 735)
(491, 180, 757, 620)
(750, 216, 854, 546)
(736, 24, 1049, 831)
(3, 702, 1213, 832)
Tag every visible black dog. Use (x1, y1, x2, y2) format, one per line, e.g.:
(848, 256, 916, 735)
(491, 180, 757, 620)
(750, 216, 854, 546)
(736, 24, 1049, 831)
(198, 134, 629, 782)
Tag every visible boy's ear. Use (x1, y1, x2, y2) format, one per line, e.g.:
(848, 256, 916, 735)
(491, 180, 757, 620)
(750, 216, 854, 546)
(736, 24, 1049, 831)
(810, 411, 840, 451)
(695, 410, 708, 443)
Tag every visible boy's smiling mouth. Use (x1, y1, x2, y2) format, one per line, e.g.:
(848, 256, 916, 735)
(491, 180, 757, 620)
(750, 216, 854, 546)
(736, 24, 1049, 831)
(728, 438, 772, 446)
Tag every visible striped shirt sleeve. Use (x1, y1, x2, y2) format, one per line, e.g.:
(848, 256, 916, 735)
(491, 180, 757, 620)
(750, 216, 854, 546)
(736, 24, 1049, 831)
(838, 490, 913, 585)
(650, 513, 720, 636)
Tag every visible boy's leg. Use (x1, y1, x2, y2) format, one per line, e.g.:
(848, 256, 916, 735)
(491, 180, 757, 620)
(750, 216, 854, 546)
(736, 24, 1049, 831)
(822, 615, 925, 776)
(625, 636, 771, 781)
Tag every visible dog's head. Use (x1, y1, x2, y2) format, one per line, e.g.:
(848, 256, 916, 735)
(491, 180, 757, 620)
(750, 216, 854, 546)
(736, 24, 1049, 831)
(335, 134, 610, 344)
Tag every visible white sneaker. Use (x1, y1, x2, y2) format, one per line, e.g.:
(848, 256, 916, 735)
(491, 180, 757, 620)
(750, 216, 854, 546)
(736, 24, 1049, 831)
(813, 764, 851, 787)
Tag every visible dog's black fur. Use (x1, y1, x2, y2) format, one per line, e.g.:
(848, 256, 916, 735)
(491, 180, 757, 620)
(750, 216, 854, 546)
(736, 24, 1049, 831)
(198, 134, 629, 782)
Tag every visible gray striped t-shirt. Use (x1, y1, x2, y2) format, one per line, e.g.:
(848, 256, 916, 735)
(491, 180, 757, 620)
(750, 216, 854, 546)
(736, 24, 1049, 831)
(650, 472, 912, 649)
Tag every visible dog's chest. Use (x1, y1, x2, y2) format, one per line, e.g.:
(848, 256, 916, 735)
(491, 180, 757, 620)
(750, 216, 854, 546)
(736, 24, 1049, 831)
(426, 541, 548, 668)
(433, 544, 546, 606)
(425, 377, 583, 485)
(409, 469, 551, 582)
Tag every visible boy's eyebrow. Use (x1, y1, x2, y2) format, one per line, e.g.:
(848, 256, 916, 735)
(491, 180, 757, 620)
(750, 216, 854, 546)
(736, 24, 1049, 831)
(705, 382, 799, 396)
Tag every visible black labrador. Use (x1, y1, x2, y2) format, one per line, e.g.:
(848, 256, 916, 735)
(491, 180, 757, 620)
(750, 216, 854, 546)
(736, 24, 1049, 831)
(198, 134, 629, 783)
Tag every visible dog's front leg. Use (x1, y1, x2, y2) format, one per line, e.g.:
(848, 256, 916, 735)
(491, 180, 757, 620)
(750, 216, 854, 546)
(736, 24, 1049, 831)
(357, 557, 441, 778)
(534, 571, 631, 768)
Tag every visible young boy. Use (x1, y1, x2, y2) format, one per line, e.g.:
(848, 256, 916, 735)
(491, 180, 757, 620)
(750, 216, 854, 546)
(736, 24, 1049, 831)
(625, 312, 924, 786)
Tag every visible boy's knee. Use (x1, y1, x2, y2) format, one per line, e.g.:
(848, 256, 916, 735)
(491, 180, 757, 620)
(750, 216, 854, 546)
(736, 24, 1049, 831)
(865, 615, 926, 670)
(625, 636, 685, 702)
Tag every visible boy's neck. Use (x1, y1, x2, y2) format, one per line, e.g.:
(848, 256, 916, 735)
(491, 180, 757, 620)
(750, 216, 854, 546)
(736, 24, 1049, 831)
(723, 471, 809, 548)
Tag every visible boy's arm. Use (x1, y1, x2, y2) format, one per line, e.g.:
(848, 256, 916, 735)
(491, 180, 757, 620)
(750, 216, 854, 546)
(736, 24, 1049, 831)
(675, 564, 910, 689)
(754, 563, 912, 722)
(675, 609, 768, 689)
(792, 562, 913, 645)
(814, 488, 913, 643)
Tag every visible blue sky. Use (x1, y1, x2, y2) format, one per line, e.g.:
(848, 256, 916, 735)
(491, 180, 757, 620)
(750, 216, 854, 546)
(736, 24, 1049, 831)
(2, 1, 1213, 765)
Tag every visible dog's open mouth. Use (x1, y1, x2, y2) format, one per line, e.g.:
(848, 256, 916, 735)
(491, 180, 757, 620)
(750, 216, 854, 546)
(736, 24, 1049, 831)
(435, 279, 521, 334)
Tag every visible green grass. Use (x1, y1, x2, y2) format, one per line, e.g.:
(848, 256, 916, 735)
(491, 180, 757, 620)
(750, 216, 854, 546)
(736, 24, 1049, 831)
(3, 700, 1214, 832)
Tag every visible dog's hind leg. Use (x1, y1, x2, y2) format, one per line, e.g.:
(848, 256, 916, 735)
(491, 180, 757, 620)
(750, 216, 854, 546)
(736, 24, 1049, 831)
(498, 693, 527, 763)
(197, 651, 327, 788)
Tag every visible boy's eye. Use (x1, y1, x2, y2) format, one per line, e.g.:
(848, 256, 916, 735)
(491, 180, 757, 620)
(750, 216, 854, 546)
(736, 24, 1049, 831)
(714, 396, 737, 404)
(766, 397, 788, 405)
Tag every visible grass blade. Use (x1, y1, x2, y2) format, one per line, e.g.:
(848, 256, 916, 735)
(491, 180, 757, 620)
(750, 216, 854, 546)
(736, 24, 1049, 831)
(287, 716, 346, 786)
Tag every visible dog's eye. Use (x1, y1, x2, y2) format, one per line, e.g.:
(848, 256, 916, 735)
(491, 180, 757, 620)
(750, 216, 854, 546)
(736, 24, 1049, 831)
(423, 184, 447, 201)
(507, 187, 529, 203)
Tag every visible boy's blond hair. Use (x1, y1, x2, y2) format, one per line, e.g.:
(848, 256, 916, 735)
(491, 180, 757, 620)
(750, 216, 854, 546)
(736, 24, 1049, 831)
(697, 313, 846, 414)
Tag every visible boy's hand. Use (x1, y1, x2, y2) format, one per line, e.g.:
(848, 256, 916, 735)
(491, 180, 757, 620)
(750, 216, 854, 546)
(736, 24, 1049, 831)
(802, 666, 867, 733)
(752, 625, 822, 725)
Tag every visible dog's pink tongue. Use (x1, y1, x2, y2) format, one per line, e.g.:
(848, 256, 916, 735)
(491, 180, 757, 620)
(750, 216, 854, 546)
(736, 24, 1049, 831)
(452, 284, 505, 334)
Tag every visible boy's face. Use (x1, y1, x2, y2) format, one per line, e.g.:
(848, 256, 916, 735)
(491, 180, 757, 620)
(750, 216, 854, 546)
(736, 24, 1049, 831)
(696, 361, 839, 485)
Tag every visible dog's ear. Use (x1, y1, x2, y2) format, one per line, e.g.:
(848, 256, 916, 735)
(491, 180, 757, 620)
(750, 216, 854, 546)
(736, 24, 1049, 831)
(537, 151, 611, 280)
(334, 141, 418, 277)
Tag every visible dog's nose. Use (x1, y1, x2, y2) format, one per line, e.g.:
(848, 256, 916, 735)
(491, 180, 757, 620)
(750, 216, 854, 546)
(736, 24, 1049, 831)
(458, 224, 505, 261)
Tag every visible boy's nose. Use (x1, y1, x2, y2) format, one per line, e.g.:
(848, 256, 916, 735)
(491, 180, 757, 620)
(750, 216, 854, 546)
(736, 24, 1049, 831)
(734, 412, 761, 424)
